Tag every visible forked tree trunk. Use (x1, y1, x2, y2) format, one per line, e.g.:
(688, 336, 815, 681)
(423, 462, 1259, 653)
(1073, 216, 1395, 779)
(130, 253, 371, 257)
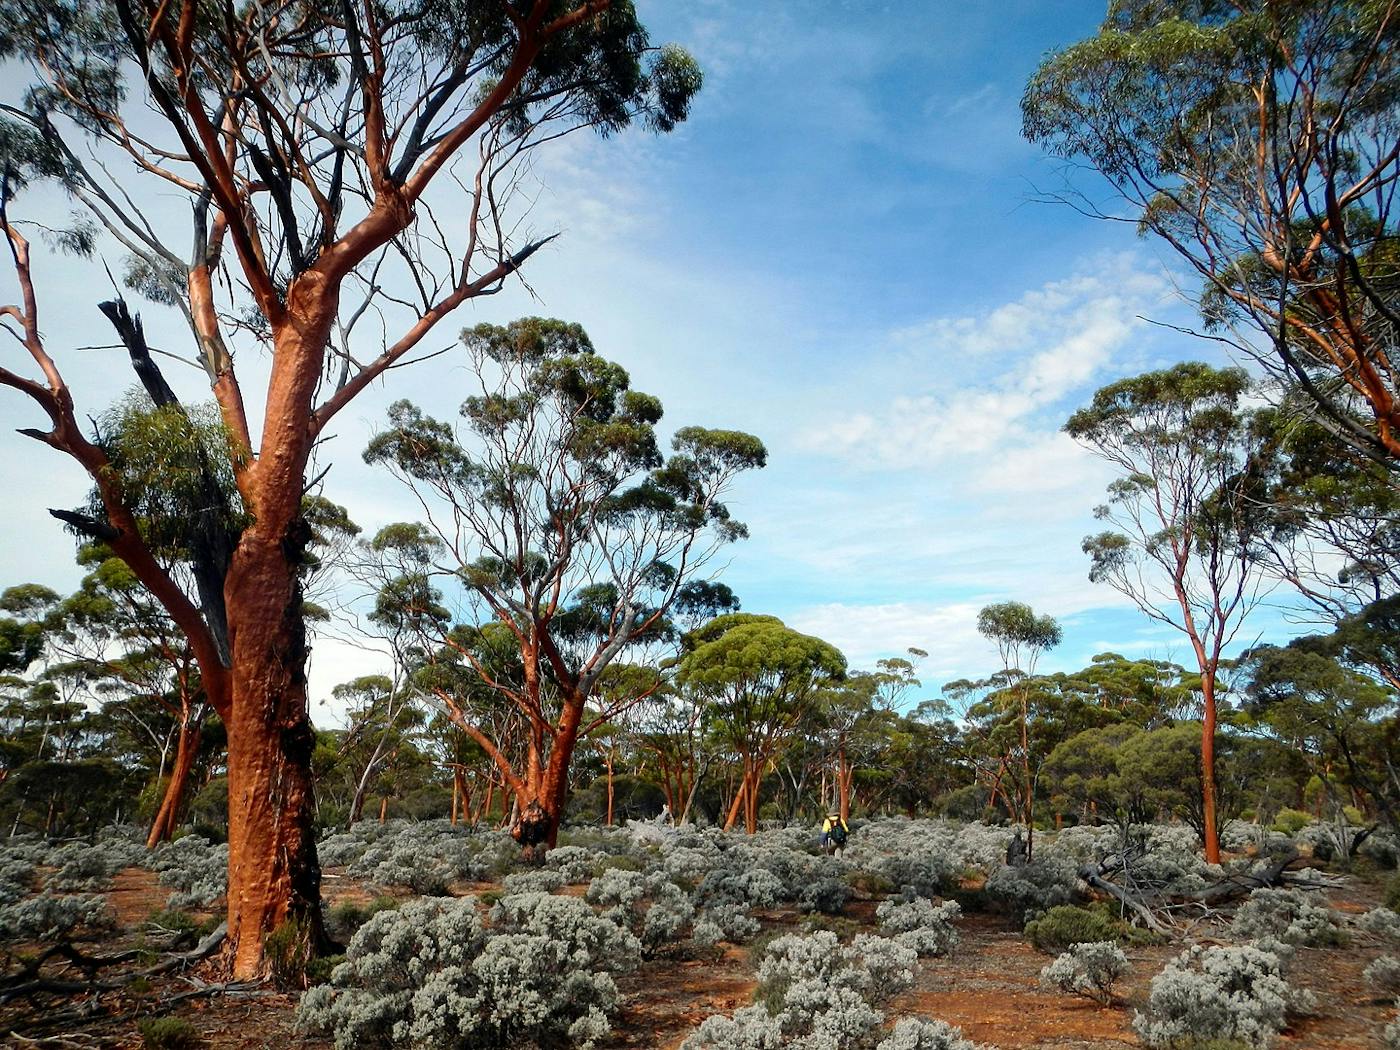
(222, 531, 325, 980)
(147, 718, 201, 847)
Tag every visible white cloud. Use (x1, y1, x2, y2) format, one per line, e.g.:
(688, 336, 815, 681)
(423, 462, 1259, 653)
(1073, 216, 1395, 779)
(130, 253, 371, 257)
(787, 600, 986, 682)
(800, 255, 1171, 471)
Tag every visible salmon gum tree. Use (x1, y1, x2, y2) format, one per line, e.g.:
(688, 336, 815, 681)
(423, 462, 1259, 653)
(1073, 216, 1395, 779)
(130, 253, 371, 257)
(0, 0, 701, 976)
(363, 317, 766, 858)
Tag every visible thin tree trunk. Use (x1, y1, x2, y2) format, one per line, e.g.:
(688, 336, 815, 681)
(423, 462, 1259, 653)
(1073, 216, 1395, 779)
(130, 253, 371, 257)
(604, 754, 615, 827)
(1201, 671, 1221, 864)
(147, 718, 201, 847)
(1021, 689, 1034, 861)
(722, 775, 747, 832)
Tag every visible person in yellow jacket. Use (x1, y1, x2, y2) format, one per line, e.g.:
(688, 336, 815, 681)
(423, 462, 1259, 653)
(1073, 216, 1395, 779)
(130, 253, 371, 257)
(821, 812, 849, 857)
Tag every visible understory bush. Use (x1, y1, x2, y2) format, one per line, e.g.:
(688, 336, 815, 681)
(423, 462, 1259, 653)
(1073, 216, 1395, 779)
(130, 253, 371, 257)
(297, 893, 639, 1049)
(874, 894, 960, 957)
(502, 868, 566, 896)
(984, 855, 1079, 923)
(585, 868, 696, 953)
(873, 1018, 988, 1050)
(1039, 941, 1130, 1005)
(1134, 943, 1312, 1048)
(1228, 888, 1342, 947)
(1360, 907, 1400, 943)
(0, 852, 36, 906)
(1365, 956, 1400, 998)
(150, 836, 227, 909)
(682, 930, 916, 1050)
(693, 901, 761, 946)
(1023, 905, 1122, 955)
(46, 836, 145, 891)
(326, 897, 400, 944)
(843, 820, 1010, 899)
(348, 822, 476, 894)
(137, 1015, 202, 1050)
(0, 893, 116, 941)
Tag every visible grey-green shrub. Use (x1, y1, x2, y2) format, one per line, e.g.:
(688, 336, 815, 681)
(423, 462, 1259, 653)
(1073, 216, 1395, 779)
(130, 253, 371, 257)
(1228, 888, 1342, 947)
(297, 894, 639, 1049)
(874, 1018, 987, 1050)
(0, 893, 115, 941)
(502, 868, 565, 895)
(875, 896, 960, 958)
(1359, 907, 1400, 943)
(693, 901, 760, 946)
(682, 930, 916, 1050)
(150, 836, 227, 910)
(1133, 943, 1310, 1048)
(46, 839, 142, 892)
(1366, 956, 1400, 998)
(1039, 941, 1130, 1005)
(585, 868, 696, 953)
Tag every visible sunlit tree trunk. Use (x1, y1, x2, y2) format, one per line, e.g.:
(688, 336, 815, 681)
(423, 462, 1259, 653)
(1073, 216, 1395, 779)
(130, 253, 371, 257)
(147, 718, 200, 847)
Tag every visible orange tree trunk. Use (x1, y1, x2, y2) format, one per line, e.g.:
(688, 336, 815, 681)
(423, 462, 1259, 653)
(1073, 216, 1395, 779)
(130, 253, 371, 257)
(223, 531, 325, 979)
(146, 718, 201, 847)
(1200, 673, 1221, 864)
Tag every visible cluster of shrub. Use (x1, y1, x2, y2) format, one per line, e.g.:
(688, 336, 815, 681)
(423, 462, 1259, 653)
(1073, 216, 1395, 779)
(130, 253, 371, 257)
(2, 813, 1398, 1049)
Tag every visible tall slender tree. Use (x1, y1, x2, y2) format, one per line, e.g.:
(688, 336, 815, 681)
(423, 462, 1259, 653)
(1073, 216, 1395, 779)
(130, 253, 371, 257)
(975, 602, 1061, 857)
(1066, 362, 1267, 863)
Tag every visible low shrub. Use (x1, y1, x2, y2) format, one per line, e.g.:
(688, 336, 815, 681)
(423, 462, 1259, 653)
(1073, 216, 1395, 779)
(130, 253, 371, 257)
(1365, 956, 1400, 998)
(297, 894, 639, 1049)
(1386, 873, 1400, 912)
(798, 877, 852, 916)
(326, 897, 399, 943)
(1360, 907, 1400, 943)
(1134, 943, 1311, 1049)
(1039, 941, 1130, 1005)
(138, 1016, 202, 1049)
(875, 895, 960, 958)
(1023, 904, 1121, 955)
(0, 893, 116, 941)
(984, 855, 1079, 923)
(585, 869, 696, 954)
(682, 930, 916, 1049)
(149, 836, 227, 910)
(46, 839, 142, 892)
(502, 868, 566, 895)
(1228, 888, 1342, 947)
(874, 1018, 986, 1050)
(693, 902, 760, 947)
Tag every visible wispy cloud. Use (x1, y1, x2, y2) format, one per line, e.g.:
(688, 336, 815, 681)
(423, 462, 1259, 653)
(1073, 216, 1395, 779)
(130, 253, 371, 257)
(798, 254, 1170, 473)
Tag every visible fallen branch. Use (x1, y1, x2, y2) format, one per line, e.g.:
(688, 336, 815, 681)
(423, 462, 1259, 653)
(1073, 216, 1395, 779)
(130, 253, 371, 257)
(1077, 860, 1168, 933)
(0, 923, 226, 1005)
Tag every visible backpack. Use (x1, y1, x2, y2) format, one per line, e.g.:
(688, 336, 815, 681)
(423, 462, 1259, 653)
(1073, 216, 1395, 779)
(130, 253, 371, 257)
(829, 822, 847, 846)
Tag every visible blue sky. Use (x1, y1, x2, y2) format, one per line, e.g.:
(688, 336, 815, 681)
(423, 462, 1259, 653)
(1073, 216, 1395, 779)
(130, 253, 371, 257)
(0, 2, 1310, 715)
